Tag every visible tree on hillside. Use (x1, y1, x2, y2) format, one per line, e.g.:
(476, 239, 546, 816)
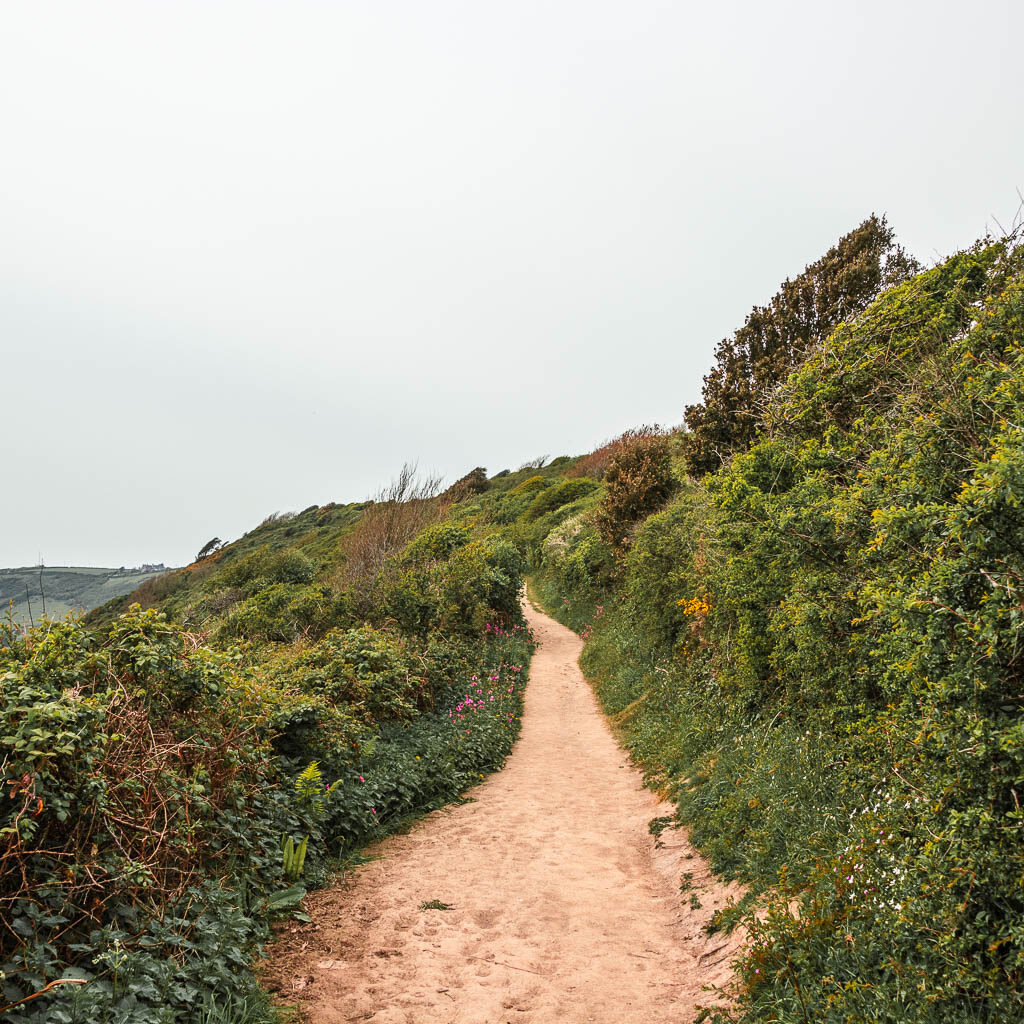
(440, 466, 489, 503)
(682, 215, 918, 475)
(196, 537, 222, 561)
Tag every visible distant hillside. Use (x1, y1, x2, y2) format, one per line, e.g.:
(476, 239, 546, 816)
(85, 501, 367, 629)
(0, 565, 169, 625)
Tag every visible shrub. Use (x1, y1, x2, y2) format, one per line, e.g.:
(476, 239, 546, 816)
(288, 626, 428, 722)
(217, 583, 346, 643)
(682, 215, 918, 475)
(593, 429, 675, 553)
(0, 609, 303, 1024)
(402, 522, 471, 563)
(219, 546, 315, 591)
(541, 513, 615, 598)
(440, 466, 489, 502)
(382, 537, 526, 638)
(523, 477, 598, 521)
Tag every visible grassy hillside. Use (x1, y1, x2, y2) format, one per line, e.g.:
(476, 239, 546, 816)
(2, 487, 533, 1023)
(86, 501, 366, 630)
(0, 565, 167, 626)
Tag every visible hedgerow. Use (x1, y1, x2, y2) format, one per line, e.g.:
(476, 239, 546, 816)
(538, 234, 1024, 1020)
(2, 483, 534, 1022)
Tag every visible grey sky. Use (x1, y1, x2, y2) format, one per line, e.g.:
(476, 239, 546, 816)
(2, 0, 1021, 568)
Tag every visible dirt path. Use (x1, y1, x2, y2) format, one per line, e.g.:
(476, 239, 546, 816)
(266, 599, 744, 1023)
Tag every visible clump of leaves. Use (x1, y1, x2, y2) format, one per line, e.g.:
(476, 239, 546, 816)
(420, 900, 454, 911)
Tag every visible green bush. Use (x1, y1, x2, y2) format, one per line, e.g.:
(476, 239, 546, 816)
(538, 511, 615, 611)
(217, 582, 346, 643)
(219, 545, 315, 591)
(401, 521, 471, 563)
(287, 625, 429, 722)
(524, 477, 598, 521)
(0, 609, 304, 1024)
(318, 626, 533, 847)
(382, 538, 526, 637)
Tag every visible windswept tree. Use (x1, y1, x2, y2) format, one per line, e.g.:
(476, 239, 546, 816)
(195, 537, 222, 561)
(682, 215, 918, 475)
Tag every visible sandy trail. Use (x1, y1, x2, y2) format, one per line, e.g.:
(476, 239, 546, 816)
(267, 599, 743, 1023)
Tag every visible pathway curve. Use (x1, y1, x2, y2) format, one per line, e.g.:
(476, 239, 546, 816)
(266, 599, 743, 1023)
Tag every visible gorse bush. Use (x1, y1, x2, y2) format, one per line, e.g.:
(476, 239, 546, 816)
(682, 215, 918, 475)
(382, 538, 526, 638)
(219, 546, 315, 590)
(217, 582, 348, 644)
(401, 522, 471, 563)
(523, 477, 598, 521)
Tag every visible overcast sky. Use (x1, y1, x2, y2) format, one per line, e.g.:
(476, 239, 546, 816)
(2, 0, 1021, 568)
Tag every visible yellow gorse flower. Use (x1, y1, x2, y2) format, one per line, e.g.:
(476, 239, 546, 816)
(677, 596, 711, 617)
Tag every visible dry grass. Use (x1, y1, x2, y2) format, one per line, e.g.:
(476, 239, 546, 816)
(337, 464, 446, 595)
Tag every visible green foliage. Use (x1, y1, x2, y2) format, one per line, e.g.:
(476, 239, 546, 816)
(383, 538, 526, 638)
(683, 215, 918, 475)
(0, 609, 304, 1024)
(523, 477, 598, 521)
(317, 631, 532, 847)
(219, 546, 315, 589)
(280, 834, 309, 882)
(288, 626, 428, 722)
(536, 512, 615, 624)
(218, 583, 348, 644)
(420, 899, 454, 911)
(487, 477, 551, 525)
(293, 760, 340, 820)
(401, 522, 471, 563)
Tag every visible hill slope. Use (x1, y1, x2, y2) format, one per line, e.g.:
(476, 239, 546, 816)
(0, 565, 167, 625)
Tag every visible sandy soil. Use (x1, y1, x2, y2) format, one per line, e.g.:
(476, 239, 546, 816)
(265, 599, 744, 1023)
